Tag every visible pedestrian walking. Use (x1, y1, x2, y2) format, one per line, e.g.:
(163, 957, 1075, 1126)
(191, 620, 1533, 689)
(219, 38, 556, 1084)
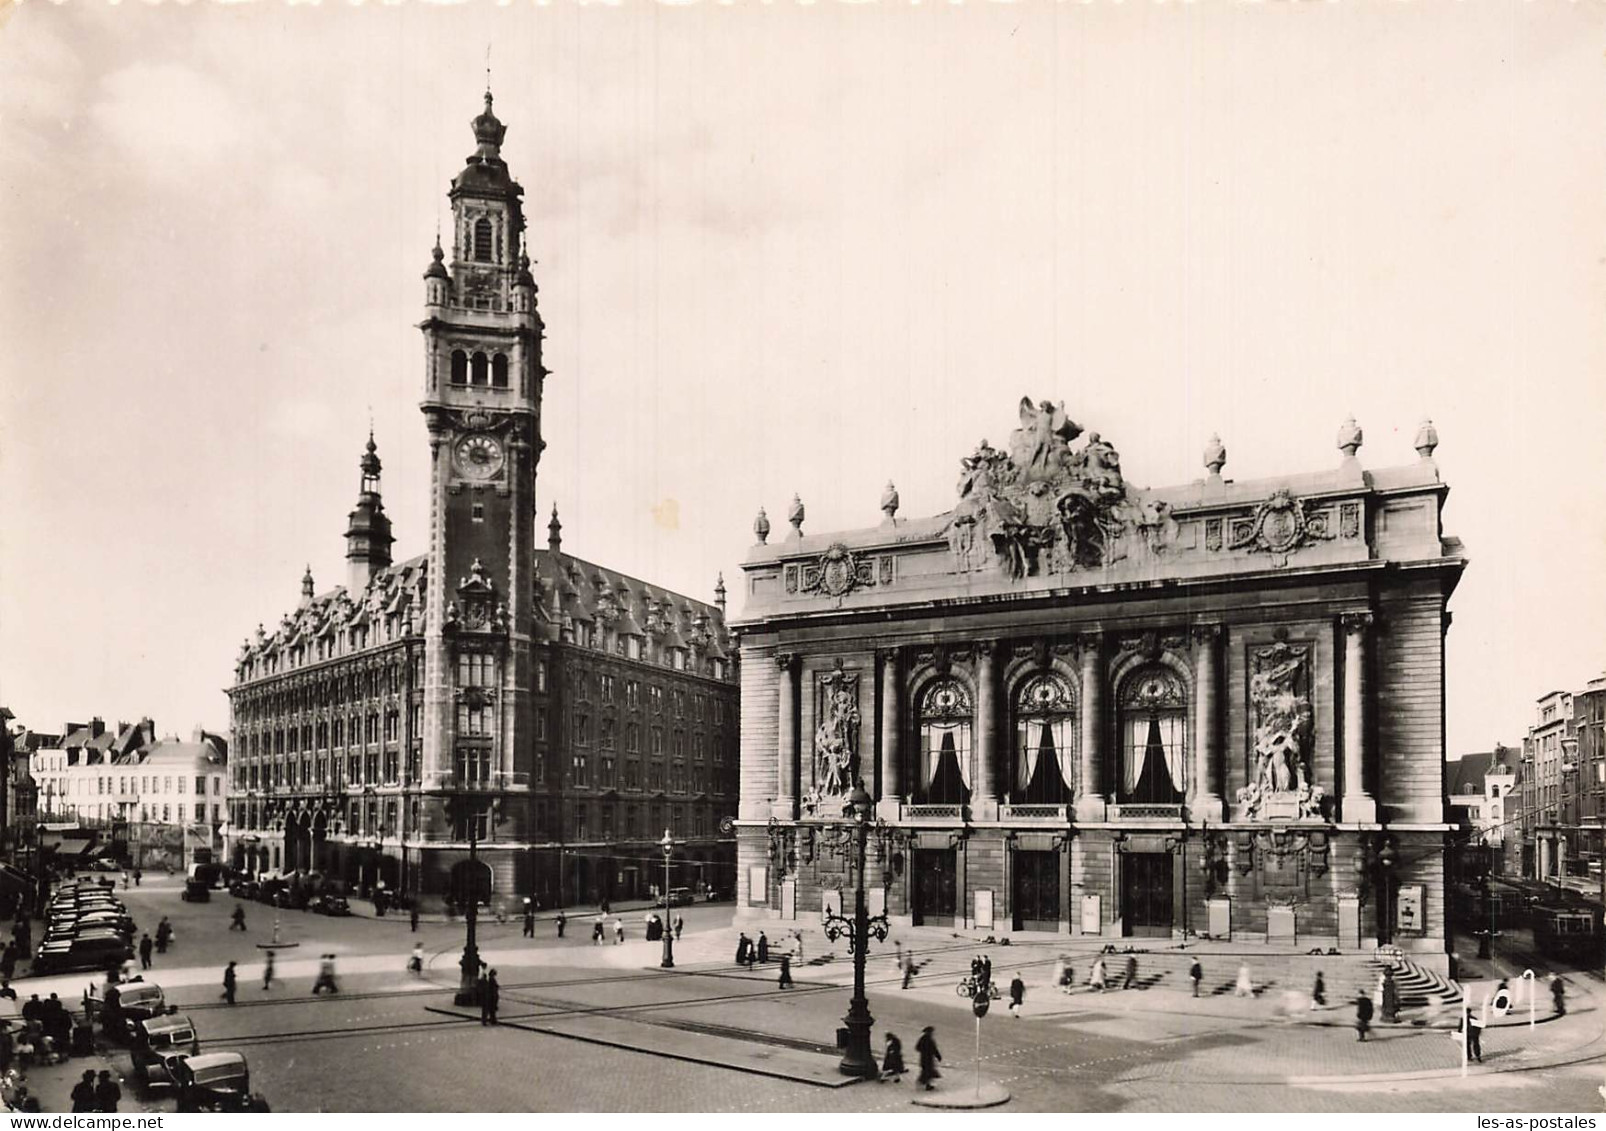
(132, 868, 141, 887)
(312, 953, 339, 995)
(592, 914, 605, 945)
(138, 934, 153, 971)
(1235, 962, 1254, 998)
(880, 1032, 906, 1083)
(221, 962, 237, 1006)
(613, 917, 625, 945)
(982, 954, 993, 988)
(481, 969, 500, 1025)
(410, 904, 419, 933)
(778, 953, 794, 990)
(1009, 972, 1025, 1018)
(556, 910, 566, 938)
(915, 1025, 942, 1091)
(901, 951, 916, 990)
(673, 914, 684, 941)
(600, 898, 610, 917)
(1381, 967, 1399, 1023)
(1311, 970, 1326, 1009)
(1551, 974, 1566, 1017)
(1089, 956, 1108, 993)
(757, 931, 770, 964)
(1122, 955, 1138, 990)
(229, 904, 248, 932)
(94, 1070, 121, 1113)
(1189, 958, 1202, 998)
(1354, 991, 1372, 1041)
(261, 950, 276, 991)
(523, 902, 536, 938)
(735, 933, 751, 967)
(70, 1070, 97, 1112)
(408, 943, 424, 976)
(1, 940, 16, 982)
(155, 917, 172, 954)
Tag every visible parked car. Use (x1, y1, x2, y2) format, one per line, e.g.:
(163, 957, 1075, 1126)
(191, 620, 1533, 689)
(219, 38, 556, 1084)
(309, 894, 351, 917)
(129, 1014, 199, 1093)
(170, 1052, 269, 1112)
(91, 858, 124, 873)
(33, 934, 134, 975)
(102, 982, 169, 1041)
(655, 887, 696, 908)
(273, 887, 310, 911)
(180, 880, 211, 903)
(228, 880, 260, 901)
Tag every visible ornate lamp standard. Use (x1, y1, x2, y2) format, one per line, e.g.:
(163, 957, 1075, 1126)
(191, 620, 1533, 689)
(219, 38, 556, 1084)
(445, 788, 493, 1007)
(820, 781, 890, 1079)
(659, 829, 675, 969)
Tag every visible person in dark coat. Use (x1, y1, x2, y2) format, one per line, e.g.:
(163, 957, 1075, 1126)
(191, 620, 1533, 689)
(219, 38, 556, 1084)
(0, 979, 15, 1001)
(1312, 971, 1327, 1008)
(95, 1070, 122, 1113)
(673, 915, 684, 940)
(222, 962, 237, 1005)
(480, 969, 500, 1025)
(1551, 974, 1566, 1017)
(556, 910, 566, 938)
(229, 904, 248, 931)
(70, 1070, 97, 1112)
(778, 953, 794, 990)
(21, 995, 41, 1023)
(735, 933, 751, 966)
(1380, 967, 1399, 1023)
(880, 1032, 906, 1082)
(1009, 973, 1026, 1018)
(138, 934, 153, 970)
(756, 932, 770, 964)
(1354, 991, 1372, 1041)
(410, 904, 420, 932)
(981, 955, 992, 989)
(915, 1026, 942, 1091)
(523, 904, 536, 939)
(155, 918, 172, 953)
(1189, 958, 1203, 997)
(1122, 955, 1138, 990)
(1, 940, 17, 981)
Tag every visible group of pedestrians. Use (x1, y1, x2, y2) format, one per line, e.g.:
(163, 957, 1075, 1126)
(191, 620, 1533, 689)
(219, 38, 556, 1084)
(875, 1027, 942, 1091)
(67, 1070, 121, 1113)
(221, 952, 338, 1003)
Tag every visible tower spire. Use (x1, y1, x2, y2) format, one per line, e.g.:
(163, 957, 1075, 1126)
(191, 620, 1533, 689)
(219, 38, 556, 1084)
(346, 432, 394, 593)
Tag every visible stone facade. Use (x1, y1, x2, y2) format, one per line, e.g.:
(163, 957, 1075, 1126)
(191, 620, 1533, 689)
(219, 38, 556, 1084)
(734, 400, 1463, 963)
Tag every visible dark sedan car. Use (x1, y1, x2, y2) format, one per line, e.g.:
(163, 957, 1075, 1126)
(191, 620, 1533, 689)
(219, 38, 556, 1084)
(171, 1052, 269, 1112)
(309, 894, 351, 917)
(33, 934, 133, 975)
(129, 1013, 199, 1093)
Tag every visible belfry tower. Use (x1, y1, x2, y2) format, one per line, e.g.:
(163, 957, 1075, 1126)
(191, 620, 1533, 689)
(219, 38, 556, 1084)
(417, 90, 546, 877)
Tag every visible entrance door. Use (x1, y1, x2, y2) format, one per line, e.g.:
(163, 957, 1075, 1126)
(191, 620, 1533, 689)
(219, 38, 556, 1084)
(911, 849, 957, 926)
(1012, 850, 1061, 932)
(1122, 852, 1173, 938)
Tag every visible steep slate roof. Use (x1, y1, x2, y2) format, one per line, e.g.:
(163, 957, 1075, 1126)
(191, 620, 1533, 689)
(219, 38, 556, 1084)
(1448, 751, 1495, 796)
(534, 547, 732, 659)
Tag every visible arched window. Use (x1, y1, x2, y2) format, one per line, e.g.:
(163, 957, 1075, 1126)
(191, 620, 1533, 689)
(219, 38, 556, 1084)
(1012, 672, 1076, 803)
(473, 217, 494, 263)
(471, 351, 489, 386)
(1118, 666, 1187, 804)
(917, 679, 972, 804)
(451, 350, 468, 386)
(491, 353, 509, 389)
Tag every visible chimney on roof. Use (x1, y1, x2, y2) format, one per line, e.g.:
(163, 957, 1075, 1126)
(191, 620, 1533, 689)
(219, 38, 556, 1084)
(90, 717, 105, 739)
(142, 719, 156, 747)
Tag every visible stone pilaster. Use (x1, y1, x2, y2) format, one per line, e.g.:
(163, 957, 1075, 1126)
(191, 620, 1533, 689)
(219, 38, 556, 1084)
(1075, 633, 1106, 822)
(973, 641, 1000, 820)
(1341, 612, 1377, 823)
(877, 648, 903, 820)
(773, 652, 799, 820)
(1190, 623, 1224, 822)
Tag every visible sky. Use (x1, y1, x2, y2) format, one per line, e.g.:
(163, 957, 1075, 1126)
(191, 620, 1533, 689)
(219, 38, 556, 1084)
(0, 0, 1601, 757)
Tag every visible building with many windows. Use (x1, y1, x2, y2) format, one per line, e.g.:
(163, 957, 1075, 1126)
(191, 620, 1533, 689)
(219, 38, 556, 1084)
(225, 94, 737, 906)
(735, 401, 1464, 962)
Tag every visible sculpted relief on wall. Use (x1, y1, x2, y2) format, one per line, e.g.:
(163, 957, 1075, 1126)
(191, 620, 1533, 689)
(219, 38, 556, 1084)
(1236, 642, 1327, 821)
(803, 663, 862, 816)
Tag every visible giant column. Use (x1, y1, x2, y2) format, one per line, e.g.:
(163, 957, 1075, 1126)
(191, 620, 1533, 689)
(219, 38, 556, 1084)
(973, 641, 999, 820)
(1341, 613, 1377, 823)
(1076, 633, 1106, 822)
(773, 653, 799, 819)
(878, 649, 902, 820)
(1191, 623, 1224, 822)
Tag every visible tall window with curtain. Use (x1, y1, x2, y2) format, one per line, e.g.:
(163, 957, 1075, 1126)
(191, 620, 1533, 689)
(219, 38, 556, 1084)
(1013, 672, 1076, 803)
(917, 679, 972, 804)
(1119, 667, 1187, 804)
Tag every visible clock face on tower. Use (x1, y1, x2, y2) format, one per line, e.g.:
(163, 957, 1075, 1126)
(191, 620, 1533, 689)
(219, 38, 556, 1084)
(453, 433, 505, 480)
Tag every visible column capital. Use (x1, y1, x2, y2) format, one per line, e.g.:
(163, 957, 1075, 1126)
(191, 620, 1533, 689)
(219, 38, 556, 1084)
(877, 646, 904, 667)
(1340, 610, 1374, 634)
(1190, 622, 1224, 645)
(1077, 630, 1105, 655)
(775, 651, 800, 674)
(974, 638, 1004, 663)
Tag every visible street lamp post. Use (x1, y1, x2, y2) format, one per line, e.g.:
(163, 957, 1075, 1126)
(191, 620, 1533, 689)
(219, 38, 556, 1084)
(452, 793, 486, 1008)
(821, 782, 890, 1079)
(659, 829, 675, 969)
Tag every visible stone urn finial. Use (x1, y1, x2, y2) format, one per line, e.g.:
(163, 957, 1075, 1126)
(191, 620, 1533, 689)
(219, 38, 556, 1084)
(1337, 414, 1363, 460)
(1203, 433, 1227, 478)
(753, 507, 771, 545)
(787, 493, 805, 538)
(880, 480, 900, 524)
(1414, 418, 1439, 460)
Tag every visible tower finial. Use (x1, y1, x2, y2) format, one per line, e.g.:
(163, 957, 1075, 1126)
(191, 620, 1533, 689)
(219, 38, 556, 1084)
(486, 43, 492, 99)
(548, 502, 563, 553)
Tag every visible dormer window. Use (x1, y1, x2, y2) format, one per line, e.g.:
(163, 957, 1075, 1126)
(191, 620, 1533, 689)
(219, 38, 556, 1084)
(473, 217, 494, 263)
